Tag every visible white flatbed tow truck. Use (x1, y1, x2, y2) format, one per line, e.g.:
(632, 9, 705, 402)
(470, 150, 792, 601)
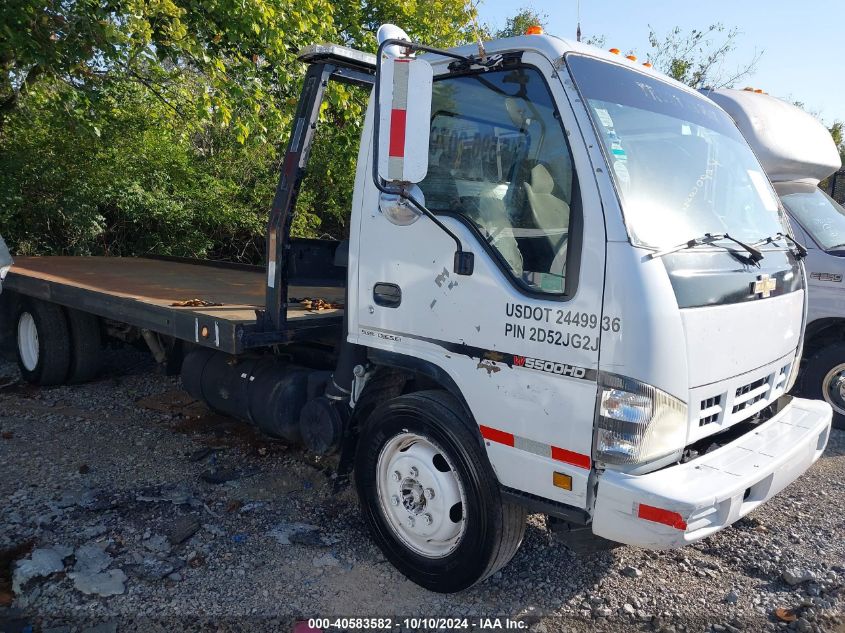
(0, 26, 832, 592)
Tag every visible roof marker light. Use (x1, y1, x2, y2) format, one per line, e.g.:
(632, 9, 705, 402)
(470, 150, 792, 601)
(642, 62, 652, 68)
(626, 54, 637, 61)
(609, 48, 620, 55)
(525, 25, 543, 35)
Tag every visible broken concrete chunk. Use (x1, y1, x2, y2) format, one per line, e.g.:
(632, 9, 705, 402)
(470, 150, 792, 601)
(68, 569, 127, 596)
(12, 546, 71, 593)
(142, 534, 171, 554)
(73, 543, 112, 574)
(165, 516, 200, 545)
(125, 558, 175, 582)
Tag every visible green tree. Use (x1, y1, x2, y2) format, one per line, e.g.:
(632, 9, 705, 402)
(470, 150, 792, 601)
(829, 121, 845, 162)
(0, 0, 479, 258)
(493, 7, 548, 38)
(647, 23, 762, 89)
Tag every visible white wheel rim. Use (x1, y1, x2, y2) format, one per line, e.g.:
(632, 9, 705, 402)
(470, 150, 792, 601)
(17, 312, 39, 372)
(822, 363, 845, 416)
(375, 432, 467, 559)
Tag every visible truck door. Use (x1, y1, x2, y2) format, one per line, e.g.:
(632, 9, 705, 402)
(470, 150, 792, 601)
(351, 52, 608, 509)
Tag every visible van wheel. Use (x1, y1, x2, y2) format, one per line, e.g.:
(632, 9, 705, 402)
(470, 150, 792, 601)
(66, 308, 102, 383)
(355, 390, 526, 593)
(804, 342, 845, 429)
(15, 299, 71, 386)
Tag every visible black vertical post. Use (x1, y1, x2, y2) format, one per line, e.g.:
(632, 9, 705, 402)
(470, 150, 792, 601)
(264, 63, 333, 331)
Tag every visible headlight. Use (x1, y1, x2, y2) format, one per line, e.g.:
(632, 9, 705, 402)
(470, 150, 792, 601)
(594, 372, 687, 465)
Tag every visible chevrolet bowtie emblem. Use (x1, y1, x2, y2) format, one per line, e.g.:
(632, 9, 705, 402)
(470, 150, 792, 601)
(752, 273, 777, 298)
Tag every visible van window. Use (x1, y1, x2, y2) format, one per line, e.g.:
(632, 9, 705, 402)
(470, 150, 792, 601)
(419, 67, 578, 295)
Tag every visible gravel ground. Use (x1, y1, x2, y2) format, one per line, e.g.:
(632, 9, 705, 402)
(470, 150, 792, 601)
(0, 345, 843, 633)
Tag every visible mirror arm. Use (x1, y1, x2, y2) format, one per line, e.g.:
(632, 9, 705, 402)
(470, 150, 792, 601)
(372, 38, 474, 276)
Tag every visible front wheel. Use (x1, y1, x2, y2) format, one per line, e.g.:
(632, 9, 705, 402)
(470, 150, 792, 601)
(803, 342, 845, 430)
(355, 390, 526, 593)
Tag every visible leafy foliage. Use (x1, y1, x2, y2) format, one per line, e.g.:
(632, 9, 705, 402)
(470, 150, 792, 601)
(491, 7, 548, 39)
(0, 0, 475, 260)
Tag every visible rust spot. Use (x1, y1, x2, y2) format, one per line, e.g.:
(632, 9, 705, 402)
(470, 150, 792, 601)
(483, 351, 505, 363)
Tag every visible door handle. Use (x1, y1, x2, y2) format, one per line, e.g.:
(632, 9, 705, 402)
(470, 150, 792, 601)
(373, 283, 401, 308)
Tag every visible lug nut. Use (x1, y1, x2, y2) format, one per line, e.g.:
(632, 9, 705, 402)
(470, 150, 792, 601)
(390, 495, 399, 506)
(423, 513, 433, 526)
(424, 488, 435, 500)
(407, 516, 416, 528)
(409, 466, 419, 477)
(392, 470, 401, 482)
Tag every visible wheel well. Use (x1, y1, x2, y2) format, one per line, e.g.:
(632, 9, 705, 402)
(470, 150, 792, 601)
(351, 348, 480, 448)
(804, 319, 845, 358)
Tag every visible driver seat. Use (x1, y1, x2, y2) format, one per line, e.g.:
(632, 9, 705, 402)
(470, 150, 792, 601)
(524, 164, 570, 276)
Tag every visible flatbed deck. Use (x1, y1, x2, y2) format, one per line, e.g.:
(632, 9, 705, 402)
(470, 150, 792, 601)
(5, 256, 344, 353)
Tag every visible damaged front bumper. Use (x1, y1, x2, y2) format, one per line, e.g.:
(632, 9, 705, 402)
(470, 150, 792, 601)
(591, 396, 832, 548)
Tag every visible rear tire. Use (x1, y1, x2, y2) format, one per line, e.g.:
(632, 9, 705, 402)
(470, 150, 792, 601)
(66, 308, 102, 383)
(803, 342, 845, 429)
(15, 298, 71, 386)
(354, 390, 526, 592)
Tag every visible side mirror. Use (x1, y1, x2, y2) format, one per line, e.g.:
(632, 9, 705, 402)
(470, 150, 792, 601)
(377, 54, 433, 184)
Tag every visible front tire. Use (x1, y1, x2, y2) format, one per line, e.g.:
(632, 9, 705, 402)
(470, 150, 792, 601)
(354, 390, 526, 593)
(15, 298, 71, 386)
(803, 342, 845, 429)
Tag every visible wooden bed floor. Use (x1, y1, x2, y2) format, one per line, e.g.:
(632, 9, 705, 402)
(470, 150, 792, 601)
(8, 256, 344, 324)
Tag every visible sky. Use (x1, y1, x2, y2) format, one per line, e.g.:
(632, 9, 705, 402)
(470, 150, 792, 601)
(477, 0, 845, 125)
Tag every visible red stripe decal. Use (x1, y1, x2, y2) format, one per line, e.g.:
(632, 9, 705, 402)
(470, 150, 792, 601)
(479, 425, 515, 447)
(637, 504, 688, 530)
(551, 446, 591, 470)
(388, 108, 406, 158)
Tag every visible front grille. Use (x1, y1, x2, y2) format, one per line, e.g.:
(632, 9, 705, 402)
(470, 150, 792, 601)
(732, 376, 771, 414)
(698, 395, 722, 426)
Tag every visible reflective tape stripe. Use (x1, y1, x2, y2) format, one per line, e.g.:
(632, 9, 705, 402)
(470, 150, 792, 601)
(479, 425, 514, 447)
(551, 446, 592, 470)
(387, 58, 410, 179)
(637, 503, 688, 530)
(388, 108, 406, 158)
(480, 425, 591, 470)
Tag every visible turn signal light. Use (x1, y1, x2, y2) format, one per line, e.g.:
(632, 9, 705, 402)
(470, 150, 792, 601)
(525, 25, 543, 35)
(553, 471, 573, 491)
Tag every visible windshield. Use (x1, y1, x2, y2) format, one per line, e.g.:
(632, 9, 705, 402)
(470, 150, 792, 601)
(567, 55, 787, 250)
(778, 186, 845, 251)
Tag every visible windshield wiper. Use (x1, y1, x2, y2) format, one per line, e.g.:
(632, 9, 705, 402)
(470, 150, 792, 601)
(753, 232, 808, 260)
(648, 232, 764, 263)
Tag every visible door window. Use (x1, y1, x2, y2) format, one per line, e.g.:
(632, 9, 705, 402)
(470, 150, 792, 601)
(419, 67, 579, 295)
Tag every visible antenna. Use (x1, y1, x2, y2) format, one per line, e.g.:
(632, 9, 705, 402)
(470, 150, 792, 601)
(469, 1, 487, 59)
(576, 0, 582, 42)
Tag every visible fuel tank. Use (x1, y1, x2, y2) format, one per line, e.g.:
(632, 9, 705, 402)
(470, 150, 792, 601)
(181, 348, 310, 442)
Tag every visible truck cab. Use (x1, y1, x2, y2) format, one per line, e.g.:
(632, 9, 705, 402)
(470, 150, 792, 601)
(704, 88, 845, 429)
(343, 29, 831, 588)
